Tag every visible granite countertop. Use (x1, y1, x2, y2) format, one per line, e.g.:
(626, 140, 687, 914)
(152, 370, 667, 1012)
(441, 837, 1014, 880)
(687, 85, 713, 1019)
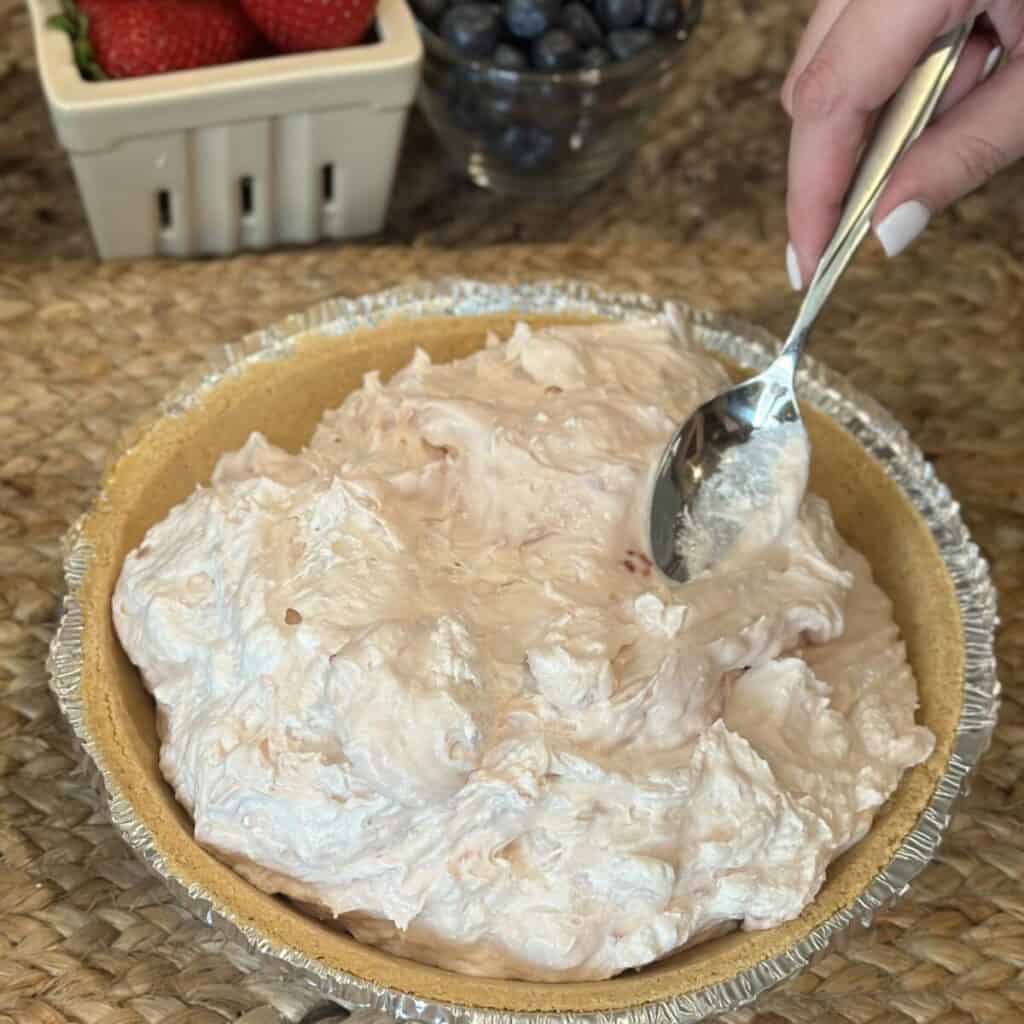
(3, 0, 1024, 264)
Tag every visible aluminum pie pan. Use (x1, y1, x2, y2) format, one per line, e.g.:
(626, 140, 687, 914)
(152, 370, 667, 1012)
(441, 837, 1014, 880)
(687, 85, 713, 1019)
(47, 278, 1001, 1024)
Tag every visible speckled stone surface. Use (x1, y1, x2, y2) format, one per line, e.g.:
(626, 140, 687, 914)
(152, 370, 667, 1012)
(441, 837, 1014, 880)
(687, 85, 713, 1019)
(4, 0, 1024, 263)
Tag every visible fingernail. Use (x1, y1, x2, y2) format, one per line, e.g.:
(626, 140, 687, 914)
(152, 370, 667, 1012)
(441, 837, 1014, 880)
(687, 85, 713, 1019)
(982, 45, 1002, 82)
(875, 200, 931, 258)
(786, 241, 803, 291)
(780, 78, 794, 116)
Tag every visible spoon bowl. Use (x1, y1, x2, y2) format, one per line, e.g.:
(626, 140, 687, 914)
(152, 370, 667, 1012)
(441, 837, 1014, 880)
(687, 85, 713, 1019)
(649, 22, 971, 582)
(649, 359, 804, 580)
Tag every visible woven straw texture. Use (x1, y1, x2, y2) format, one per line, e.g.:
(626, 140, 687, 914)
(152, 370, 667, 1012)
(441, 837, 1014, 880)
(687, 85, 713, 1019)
(3, 238, 1023, 1024)
(1, 0, 1023, 1022)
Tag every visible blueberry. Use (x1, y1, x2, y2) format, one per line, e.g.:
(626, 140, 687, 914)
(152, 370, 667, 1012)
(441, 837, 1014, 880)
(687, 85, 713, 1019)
(580, 44, 611, 67)
(493, 122, 558, 170)
(559, 2, 603, 46)
(480, 90, 519, 127)
(595, 0, 642, 30)
(412, 0, 449, 22)
(441, 74, 485, 129)
(492, 42, 529, 68)
(441, 3, 502, 58)
(531, 28, 580, 70)
(607, 26, 655, 59)
(643, 0, 679, 32)
(503, 0, 562, 39)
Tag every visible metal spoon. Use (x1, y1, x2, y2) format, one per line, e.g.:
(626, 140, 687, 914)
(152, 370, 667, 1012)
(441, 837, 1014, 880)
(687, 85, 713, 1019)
(649, 21, 972, 583)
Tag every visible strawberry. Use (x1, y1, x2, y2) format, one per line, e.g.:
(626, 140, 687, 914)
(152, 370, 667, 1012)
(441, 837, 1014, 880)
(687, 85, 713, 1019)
(49, 0, 267, 80)
(240, 0, 379, 53)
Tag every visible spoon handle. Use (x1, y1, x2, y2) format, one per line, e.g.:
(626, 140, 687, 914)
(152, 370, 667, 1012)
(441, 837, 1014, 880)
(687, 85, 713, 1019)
(779, 19, 973, 364)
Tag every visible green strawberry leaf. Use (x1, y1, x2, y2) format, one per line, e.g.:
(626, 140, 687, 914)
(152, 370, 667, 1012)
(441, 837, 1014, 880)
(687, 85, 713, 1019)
(47, 13, 77, 33)
(47, 1, 109, 81)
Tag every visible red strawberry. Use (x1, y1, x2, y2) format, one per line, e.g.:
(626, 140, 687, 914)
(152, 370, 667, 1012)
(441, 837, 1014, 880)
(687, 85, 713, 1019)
(50, 0, 267, 80)
(240, 0, 378, 53)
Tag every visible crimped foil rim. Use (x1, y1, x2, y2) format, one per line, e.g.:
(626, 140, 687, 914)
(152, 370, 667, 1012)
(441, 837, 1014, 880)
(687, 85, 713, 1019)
(47, 278, 1001, 1024)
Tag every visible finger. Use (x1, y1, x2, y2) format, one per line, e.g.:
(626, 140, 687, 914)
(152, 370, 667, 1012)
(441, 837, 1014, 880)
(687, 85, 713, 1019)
(781, 0, 851, 116)
(935, 33, 998, 115)
(984, 0, 1024, 53)
(872, 55, 1024, 256)
(785, 0, 989, 284)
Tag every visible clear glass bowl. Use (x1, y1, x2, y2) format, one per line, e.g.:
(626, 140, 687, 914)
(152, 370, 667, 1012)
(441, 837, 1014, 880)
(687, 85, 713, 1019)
(416, 0, 703, 196)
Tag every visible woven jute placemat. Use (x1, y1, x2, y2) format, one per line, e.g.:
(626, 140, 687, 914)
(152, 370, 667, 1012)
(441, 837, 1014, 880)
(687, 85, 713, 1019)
(0, 237, 1021, 1024)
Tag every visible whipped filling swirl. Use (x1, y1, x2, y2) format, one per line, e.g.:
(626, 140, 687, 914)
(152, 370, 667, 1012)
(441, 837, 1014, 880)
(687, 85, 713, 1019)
(113, 320, 934, 982)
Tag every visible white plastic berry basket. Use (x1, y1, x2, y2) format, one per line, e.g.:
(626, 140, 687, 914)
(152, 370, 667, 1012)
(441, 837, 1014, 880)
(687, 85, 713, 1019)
(27, 0, 422, 260)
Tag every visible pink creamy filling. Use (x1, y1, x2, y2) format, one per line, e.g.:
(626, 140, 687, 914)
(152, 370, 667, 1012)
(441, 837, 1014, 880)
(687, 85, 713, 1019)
(113, 320, 934, 982)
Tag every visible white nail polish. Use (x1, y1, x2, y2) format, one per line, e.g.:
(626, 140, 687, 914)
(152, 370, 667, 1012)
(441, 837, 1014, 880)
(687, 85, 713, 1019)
(875, 200, 931, 258)
(785, 242, 803, 291)
(982, 45, 1002, 82)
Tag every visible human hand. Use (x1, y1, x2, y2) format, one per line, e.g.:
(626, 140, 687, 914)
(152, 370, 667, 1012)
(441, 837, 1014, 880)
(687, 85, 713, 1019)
(781, 1, 1024, 289)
